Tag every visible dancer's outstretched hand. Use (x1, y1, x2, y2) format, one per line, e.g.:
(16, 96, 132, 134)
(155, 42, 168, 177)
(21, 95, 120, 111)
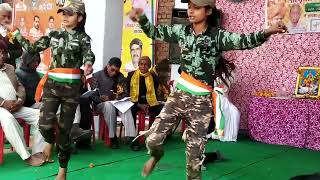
(264, 21, 287, 38)
(128, 8, 144, 22)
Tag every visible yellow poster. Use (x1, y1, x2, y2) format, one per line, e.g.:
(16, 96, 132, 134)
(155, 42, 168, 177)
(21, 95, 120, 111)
(121, 0, 157, 76)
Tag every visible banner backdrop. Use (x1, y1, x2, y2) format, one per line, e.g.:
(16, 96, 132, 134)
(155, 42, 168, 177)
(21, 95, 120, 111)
(121, 0, 157, 75)
(13, 0, 68, 69)
(266, 0, 320, 34)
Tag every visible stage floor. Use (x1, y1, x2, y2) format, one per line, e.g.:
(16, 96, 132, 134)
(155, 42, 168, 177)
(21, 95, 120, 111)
(1, 134, 319, 180)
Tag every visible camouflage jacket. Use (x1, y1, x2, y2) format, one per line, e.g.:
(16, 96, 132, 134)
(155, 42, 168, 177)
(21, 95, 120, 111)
(15, 29, 95, 69)
(138, 14, 266, 86)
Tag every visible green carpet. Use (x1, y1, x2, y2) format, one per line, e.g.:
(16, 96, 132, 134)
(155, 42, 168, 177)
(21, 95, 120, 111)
(0, 134, 319, 180)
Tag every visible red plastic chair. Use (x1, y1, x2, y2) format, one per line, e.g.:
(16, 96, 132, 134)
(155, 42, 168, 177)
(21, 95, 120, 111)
(10, 118, 30, 151)
(91, 116, 96, 146)
(85, 77, 110, 147)
(0, 125, 4, 165)
(137, 111, 155, 144)
(92, 109, 110, 146)
(0, 118, 30, 165)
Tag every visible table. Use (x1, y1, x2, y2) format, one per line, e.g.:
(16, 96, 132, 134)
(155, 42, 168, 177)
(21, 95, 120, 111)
(248, 96, 320, 151)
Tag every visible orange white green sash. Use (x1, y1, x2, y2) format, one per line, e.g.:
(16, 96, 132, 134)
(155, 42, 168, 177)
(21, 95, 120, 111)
(36, 68, 46, 78)
(35, 68, 81, 102)
(212, 87, 225, 137)
(176, 71, 225, 136)
(176, 72, 211, 96)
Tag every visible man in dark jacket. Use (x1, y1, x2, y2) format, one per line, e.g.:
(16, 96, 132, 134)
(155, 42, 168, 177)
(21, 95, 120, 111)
(16, 52, 41, 107)
(76, 57, 138, 150)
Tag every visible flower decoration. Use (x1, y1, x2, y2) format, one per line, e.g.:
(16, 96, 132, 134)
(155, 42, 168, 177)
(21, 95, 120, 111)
(117, 85, 124, 95)
(297, 69, 302, 75)
(7, 32, 14, 44)
(253, 91, 276, 97)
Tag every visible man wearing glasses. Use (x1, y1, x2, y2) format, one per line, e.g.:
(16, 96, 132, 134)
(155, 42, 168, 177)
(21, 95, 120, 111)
(77, 57, 138, 150)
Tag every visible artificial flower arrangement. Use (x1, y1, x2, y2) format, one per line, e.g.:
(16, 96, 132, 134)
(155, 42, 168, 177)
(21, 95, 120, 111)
(252, 91, 277, 97)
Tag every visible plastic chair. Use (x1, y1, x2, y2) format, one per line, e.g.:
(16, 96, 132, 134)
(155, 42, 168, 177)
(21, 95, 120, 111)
(92, 109, 110, 146)
(0, 118, 30, 165)
(85, 77, 110, 146)
(137, 111, 155, 144)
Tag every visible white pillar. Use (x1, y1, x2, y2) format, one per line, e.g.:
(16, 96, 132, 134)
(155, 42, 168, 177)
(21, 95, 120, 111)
(84, 0, 123, 72)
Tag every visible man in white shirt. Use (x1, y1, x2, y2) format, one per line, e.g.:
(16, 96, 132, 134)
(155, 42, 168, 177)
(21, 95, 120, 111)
(29, 15, 43, 41)
(15, 0, 27, 11)
(0, 3, 23, 68)
(45, 16, 55, 36)
(18, 17, 28, 37)
(0, 40, 48, 166)
(124, 38, 143, 73)
(287, 4, 306, 34)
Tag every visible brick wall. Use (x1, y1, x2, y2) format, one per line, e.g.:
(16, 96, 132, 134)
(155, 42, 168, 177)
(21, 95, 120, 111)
(154, 0, 175, 63)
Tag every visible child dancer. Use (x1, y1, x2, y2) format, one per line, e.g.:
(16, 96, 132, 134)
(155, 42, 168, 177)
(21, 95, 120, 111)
(8, 1, 94, 179)
(129, 0, 286, 179)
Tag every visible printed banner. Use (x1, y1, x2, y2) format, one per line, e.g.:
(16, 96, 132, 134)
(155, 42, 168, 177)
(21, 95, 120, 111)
(266, 0, 320, 34)
(13, 0, 67, 69)
(121, 0, 157, 75)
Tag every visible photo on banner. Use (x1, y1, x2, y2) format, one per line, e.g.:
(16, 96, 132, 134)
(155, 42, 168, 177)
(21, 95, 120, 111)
(121, 0, 157, 76)
(13, 0, 66, 70)
(266, 0, 320, 34)
(295, 67, 320, 98)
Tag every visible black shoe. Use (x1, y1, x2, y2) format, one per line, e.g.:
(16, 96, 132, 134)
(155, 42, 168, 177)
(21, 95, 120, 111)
(71, 146, 78, 154)
(124, 137, 133, 145)
(70, 126, 92, 143)
(75, 138, 93, 150)
(215, 150, 228, 161)
(204, 150, 228, 164)
(130, 140, 141, 151)
(111, 137, 119, 149)
(203, 152, 216, 164)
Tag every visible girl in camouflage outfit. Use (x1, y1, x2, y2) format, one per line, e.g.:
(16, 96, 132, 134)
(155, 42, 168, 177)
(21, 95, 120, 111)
(129, 0, 286, 179)
(9, 1, 94, 179)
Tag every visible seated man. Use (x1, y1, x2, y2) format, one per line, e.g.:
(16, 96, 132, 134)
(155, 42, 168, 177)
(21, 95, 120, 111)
(15, 52, 41, 107)
(127, 56, 164, 129)
(0, 3, 23, 68)
(79, 57, 138, 150)
(150, 58, 170, 102)
(0, 40, 49, 166)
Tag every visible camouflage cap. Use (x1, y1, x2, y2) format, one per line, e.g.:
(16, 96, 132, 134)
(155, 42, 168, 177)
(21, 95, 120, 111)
(57, 0, 85, 15)
(190, 0, 215, 8)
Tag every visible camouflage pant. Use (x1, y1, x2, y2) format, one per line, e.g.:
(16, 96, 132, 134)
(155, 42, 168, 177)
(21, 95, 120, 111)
(146, 90, 212, 180)
(39, 80, 80, 168)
